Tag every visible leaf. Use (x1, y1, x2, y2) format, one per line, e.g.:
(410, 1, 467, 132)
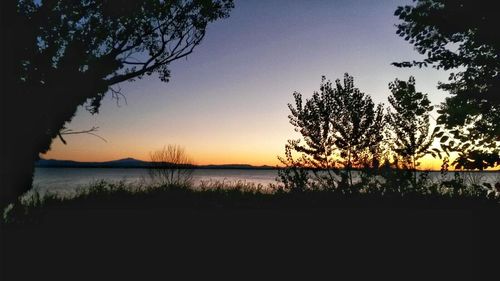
(431, 126, 441, 134)
(440, 136, 449, 143)
(440, 143, 450, 156)
(461, 143, 471, 150)
(436, 115, 445, 124)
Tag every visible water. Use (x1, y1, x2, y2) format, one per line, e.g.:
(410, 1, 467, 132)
(33, 167, 500, 196)
(33, 168, 280, 196)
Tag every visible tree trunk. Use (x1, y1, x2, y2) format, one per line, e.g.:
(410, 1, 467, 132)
(0, 0, 39, 209)
(1, 147, 37, 209)
(0, 1, 109, 210)
(1, 82, 52, 209)
(412, 155, 417, 187)
(347, 147, 353, 188)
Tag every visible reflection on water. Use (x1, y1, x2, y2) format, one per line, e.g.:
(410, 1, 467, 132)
(33, 167, 500, 196)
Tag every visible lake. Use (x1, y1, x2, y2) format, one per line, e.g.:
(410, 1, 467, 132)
(33, 168, 499, 196)
(33, 168, 280, 196)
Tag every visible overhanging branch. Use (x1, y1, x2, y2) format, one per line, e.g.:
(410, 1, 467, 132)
(58, 126, 108, 144)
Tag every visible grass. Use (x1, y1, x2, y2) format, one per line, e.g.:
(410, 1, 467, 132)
(4, 177, 499, 224)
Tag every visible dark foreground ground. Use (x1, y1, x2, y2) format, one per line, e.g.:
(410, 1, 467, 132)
(1, 188, 499, 280)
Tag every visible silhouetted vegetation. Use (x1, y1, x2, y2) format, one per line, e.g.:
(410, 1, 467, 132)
(2, 175, 499, 224)
(0, 0, 234, 208)
(386, 76, 437, 183)
(149, 145, 194, 186)
(278, 73, 499, 196)
(281, 74, 385, 191)
(394, 0, 499, 170)
(2, 2, 499, 279)
(4, 179, 498, 280)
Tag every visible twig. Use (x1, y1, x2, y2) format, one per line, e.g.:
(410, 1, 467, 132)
(58, 126, 108, 144)
(109, 85, 127, 107)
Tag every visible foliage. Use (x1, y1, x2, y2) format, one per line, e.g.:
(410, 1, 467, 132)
(377, 159, 412, 195)
(393, 0, 499, 169)
(1, 0, 234, 207)
(277, 140, 311, 192)
(278, 72, 499, 198)
(287, 78, 337, 167)
(385, 76, 437, 173)
(285, 77, 338, 189)
(330, 74, 385, 173)
(5, 175, 500, 224)
(284, 74, 385, 189)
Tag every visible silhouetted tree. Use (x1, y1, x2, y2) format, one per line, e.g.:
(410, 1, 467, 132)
(330, 74, 385, 186)
(0, 0, 233, 207)
(282, 74, 385, 189)
(361, 104, 386, 169)
(285, 78, 338, 188)
(386, 77, 437, 183)
(393, 0, 499, 169)
(277, 140, 310, 192)
(149, 145, 194, 186)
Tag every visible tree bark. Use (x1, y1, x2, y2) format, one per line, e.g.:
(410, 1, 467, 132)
(1, 0, 38, 209)
(1, 144, 38, 208)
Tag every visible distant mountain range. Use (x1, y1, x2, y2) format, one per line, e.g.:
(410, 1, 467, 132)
(36, 158, 276, 170)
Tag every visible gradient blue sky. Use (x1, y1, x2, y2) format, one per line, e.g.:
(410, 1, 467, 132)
(44, 0, 450, 168)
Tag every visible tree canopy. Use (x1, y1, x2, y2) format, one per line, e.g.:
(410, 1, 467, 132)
(284, 74, 385, 189)
(386, 77, 436, 171)
(330, 74, 385, 171)
(1, 0, 233, 207)
(393, 0, 499, 169)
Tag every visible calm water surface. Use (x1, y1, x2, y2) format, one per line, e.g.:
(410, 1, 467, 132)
(33, 168, 279, 195)
(33, 167, 499, 196)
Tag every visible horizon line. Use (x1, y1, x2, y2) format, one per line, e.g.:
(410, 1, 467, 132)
(37, 157, 500, 172)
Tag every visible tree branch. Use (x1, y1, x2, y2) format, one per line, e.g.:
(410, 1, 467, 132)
(59, 126, 108, 144)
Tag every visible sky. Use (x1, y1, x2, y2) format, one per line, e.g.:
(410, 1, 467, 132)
(43, 0, 452, 169)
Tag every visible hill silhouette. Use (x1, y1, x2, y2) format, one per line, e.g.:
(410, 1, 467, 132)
(36, 158, 276, 169)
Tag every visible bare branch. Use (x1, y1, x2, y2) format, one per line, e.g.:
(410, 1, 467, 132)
(109, 85, 127, 107)
(59, 126, 108, 143)
(149, 145, 194, 186)
(105, 23, 205, 86)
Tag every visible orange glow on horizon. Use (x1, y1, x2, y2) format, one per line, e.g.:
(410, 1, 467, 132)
(42, 137, 499, 171)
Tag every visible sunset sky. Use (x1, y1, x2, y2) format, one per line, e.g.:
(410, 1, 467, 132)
(43, 0, 451, 169)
